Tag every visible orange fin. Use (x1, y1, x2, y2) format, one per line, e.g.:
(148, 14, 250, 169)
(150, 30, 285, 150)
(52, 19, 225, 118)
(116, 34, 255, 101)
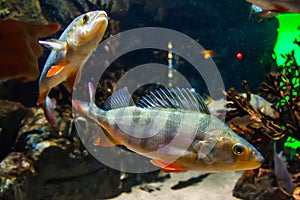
(150, 160, 187, 173)
(46, 65, 65, 77)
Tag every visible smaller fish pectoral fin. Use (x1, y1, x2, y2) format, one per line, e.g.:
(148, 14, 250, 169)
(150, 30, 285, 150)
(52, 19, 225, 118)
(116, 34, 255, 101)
(150, 159, 187, 173)
(46, 65, 65, 77)
(39, 39, 67, 51)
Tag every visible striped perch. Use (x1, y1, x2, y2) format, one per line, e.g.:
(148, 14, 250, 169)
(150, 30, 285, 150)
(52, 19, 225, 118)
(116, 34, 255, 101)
(72, 82, 264, 173)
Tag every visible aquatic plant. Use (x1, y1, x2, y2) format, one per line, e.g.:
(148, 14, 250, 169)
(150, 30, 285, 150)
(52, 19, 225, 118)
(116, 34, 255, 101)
(261, 56, 299, 130)
(228, 52, 300, 199)
(0, 0, 10, 19)
(224, 52, 300, 141)
(259, 52, 300, 156)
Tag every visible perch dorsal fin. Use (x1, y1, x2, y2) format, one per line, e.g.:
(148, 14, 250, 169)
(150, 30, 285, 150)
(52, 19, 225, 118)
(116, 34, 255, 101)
(137, 88, 210, 114)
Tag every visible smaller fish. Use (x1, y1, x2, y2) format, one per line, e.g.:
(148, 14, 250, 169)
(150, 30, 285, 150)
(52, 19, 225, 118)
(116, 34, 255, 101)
(242, 94, 279, 118)
(250, 4, 276, 19)
(207, 93, 279, 119)
(274, 143, 295, 196)
(247, 0, 300, 15)
(37, 10, 108, 126)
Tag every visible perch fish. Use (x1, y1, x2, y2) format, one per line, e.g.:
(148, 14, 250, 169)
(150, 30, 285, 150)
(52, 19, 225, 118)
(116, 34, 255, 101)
(242, 93, 279, 118)
(72, 83, 264, 172)
(37, 10, 108, 126)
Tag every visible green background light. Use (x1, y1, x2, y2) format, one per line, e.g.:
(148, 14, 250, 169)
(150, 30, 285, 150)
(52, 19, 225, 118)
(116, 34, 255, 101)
(284, 136, 300, 159)
(274, 14, 300, 66)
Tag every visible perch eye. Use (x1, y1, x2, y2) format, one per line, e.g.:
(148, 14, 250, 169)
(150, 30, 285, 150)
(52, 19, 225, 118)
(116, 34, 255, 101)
(232, 143, 245, 155)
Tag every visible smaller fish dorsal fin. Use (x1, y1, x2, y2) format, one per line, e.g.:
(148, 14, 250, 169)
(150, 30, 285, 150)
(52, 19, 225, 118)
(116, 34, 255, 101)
(137, 88, 210, 114)
(104, 87, 135, 110)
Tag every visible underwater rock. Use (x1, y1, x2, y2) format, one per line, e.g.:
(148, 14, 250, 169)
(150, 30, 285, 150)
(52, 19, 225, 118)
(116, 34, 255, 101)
(0, 150, 122, 200)
(0, 102, 167, 199)
(0, 0, 47, 23)
(5, 105, 121, 199)
(233, 168, 292, 200)
(40, 0, 81, 28)
(0, 152, 35, 200)
(0, 104, 123, 199)
(0, 100, 29, 160)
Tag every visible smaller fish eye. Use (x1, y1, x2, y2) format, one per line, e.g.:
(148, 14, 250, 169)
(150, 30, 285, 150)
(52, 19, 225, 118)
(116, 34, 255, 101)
(232, 143, 245, 155)
(82, 15, 89, 24)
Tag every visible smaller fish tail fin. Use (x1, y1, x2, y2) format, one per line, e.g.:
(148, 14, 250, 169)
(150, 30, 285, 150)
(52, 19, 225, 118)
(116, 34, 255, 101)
(37, 90, 57, 126)
(43, 96, 57, 126)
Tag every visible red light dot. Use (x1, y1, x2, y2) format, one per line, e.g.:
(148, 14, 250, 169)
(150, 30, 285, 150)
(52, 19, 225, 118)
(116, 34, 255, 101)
(236, 52, 243, 60)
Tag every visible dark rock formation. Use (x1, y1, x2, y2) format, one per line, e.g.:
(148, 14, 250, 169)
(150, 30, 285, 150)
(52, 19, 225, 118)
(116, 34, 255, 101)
(0, 101, 163, 199)
(0, 0, 47, 23)
(0, 100, 29, 160)
(0, 102, 119, 199)
(233, 169, 292, 200)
